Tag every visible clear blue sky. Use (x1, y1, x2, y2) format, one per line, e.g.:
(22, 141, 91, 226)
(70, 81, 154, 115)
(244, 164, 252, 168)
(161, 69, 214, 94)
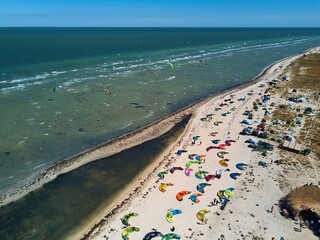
(1, 0, 320, 27)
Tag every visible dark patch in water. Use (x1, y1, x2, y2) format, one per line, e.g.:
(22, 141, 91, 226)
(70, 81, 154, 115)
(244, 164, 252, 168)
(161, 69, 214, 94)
(3, 152, 10, 156)
(78, 128, 85, 132)
(130, 103, 139, 105)
(135, 106, 144, 108)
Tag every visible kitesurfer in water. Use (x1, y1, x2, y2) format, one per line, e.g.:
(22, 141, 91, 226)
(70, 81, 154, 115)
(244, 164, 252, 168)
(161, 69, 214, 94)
(104, 86, 111, 95)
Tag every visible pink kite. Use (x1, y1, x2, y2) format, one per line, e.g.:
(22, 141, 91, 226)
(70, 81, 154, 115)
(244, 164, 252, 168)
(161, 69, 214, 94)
(185, 168, 193, 177)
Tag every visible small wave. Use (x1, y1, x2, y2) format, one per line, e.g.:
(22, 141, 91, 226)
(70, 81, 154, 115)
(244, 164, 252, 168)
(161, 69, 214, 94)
(33, 163, 47, 170)
(62, 76, 96, 87)
(11, 73, 50, 84)
(1, 84, 26, 93)
(154, 76, 176, 82)
(119, 121, 133, 130)
(112, 61, 124, 66)
(112, 66, 126, 70)
(51, 71, 67, 76)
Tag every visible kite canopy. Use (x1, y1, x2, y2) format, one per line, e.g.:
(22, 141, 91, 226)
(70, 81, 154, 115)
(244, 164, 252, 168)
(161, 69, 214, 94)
(217, 151, 229, 158)
(216, 168, 229, 175)
(196, 183, 211, 193)
(230, 172, 241, 180)
(186, 160, 200, 168)
(176, 149, 187, 155)
(188, 154, 206, 163)
(122, 227, 140, 240)
(121, 213, 138, 226)
(165, 209, 182, 223)
(214, 121, 223, 126)
(170, 167, 183, 174)
(219, 159, 229, 167)
(143, 229, 163, 240)
(53, 86, 59, 94)
(159, 183, 174, 193)
(189, 193, 203, 203)
(185, 168, 193, 177)
(162, 233, 181, 240)
(212, 139, 220, 144)
(225, 188, 235, 197)
(236, 163, 248, 171)
(205, 174, 221, 182)
(196, 210, 210, 224)
(193, 136, 200, 141)
(157, 171, 168, 179)
(210, 132, 219, 136)
(195, 171, 209, 180)
(176, 191, 191, 201)
(165, 212, 174, 223)
(188, 154, 197, 160)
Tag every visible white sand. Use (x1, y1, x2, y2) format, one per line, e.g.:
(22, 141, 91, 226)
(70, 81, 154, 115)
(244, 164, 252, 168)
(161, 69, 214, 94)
(83, 48, 320, 240)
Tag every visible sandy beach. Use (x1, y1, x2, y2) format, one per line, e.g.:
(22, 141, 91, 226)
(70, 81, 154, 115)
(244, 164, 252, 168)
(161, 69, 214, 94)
(82, 47, 320, 240)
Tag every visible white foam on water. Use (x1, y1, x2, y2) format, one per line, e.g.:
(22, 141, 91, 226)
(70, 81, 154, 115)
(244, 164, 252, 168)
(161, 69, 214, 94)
(51, 71, 67, 77)
(33, 163, 47, 170)
(119, 121, 133, 130)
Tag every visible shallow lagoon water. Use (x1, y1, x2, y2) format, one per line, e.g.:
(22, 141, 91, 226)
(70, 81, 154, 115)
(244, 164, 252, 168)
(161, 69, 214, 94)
(0, 116, 189, 240)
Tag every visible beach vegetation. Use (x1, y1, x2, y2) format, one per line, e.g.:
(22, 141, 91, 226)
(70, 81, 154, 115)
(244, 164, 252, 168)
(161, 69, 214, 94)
(279, 184, 320, 237)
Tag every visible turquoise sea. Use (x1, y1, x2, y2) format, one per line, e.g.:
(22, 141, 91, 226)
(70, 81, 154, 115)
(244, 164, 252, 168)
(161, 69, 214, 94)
(0, 27, 320, 239)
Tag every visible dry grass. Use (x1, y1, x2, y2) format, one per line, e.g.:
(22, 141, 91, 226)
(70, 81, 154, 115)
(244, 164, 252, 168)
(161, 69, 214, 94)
(272, 105, 297, 125)
(286, 185, 320, 214)
(298, 112, 320, 159)
(287, 53, 320, 95)
(274, 53, 320, 159)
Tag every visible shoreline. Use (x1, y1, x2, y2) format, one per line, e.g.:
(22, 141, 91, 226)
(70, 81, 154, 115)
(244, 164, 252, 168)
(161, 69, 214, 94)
(0, 57, 274, 207)
(76, 48, 318, 240)
(0, 49, 313, 208)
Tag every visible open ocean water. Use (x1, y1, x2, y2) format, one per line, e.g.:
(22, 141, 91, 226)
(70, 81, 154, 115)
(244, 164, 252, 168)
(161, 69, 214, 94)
(0, 28, 320, 239)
